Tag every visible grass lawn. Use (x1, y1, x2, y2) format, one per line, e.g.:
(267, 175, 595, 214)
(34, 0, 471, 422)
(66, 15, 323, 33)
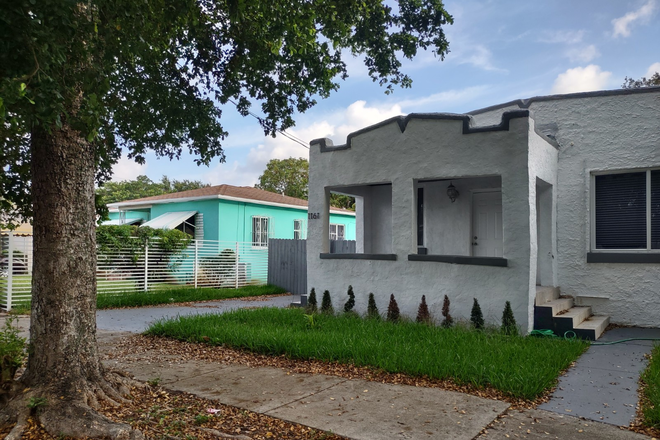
(97, 284, 287, 308)
(641, 344, 660, 429)
(5, 284, 287, 312)
(146, 307, 589, 400)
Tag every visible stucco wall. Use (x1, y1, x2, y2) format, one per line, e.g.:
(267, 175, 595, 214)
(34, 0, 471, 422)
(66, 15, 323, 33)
(308, 113, 539, 330)
(420, 177, 501, 255)
(475, 89, 660, 326)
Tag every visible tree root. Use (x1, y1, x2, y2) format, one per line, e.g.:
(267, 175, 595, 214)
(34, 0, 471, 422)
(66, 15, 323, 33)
(4, 408, 27, 440)
(39, 400, 145, 440)
(1, 370, 147, 439)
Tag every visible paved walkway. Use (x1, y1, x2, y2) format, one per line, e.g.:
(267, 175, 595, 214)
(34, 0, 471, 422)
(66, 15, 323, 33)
(539, 327, 660, 426)
(96, 294, 295, 332)
(2, 299, 656, 439)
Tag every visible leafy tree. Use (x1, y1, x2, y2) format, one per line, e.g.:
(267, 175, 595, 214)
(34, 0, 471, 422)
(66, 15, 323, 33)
(387, 294, 400, 323)
(471, 298, 484, 330)
(501, 301, 518, 336)
(256, 158, 309, 200)
(96, 175, 209, 205)
(367, 293, 380, 319)
(622, 72, 660, 88)
(0, 0, 452, 436)
(321, 289, 334, 315)
(416, 295, 431, 324)
(343, 285, 356, 313)
(441, 294, 453, 328)
(306, 288, 318, 314)
(255, 158, 355, 209)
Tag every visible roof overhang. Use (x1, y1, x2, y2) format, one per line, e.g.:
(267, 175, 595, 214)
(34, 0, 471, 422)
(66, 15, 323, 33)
(108, 195, 355, 216)
(101, 218, 142, 226)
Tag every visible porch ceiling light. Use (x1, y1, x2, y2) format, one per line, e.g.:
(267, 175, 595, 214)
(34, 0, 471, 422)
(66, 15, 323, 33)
(447, 182, 459, 203)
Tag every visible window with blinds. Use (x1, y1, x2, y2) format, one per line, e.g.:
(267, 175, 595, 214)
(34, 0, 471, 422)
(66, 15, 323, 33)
(330, 223, 345, 240)
(293, 219, 303, 240)
(594, 170, 660, 250)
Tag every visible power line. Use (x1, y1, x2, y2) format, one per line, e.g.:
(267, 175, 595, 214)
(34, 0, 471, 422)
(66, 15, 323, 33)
(227, 99, 309, 149)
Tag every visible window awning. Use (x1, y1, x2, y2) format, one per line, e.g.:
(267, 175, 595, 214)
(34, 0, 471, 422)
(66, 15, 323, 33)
(101, 218, 142, 226)
(141, 211, 196, 230)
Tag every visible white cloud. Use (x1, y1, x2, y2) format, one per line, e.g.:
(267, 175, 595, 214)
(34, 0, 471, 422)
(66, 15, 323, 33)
(203, 101, 404, 187)
(111, 154, 148, 181)
(397, 86, 490, 110)
(566, 45, 600, 63)
(455, 45, 507, 72)
(645, 62, 660, 78)
(538, 30, 585, 44)
(551, 65, 612, 94)
(612, 0, 657, 37)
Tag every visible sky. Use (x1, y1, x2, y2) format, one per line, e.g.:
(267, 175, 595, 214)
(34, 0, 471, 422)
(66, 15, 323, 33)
(110, 0, 660, 188)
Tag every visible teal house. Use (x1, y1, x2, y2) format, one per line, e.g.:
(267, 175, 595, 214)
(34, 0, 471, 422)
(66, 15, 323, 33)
(105, 184, 356, 244)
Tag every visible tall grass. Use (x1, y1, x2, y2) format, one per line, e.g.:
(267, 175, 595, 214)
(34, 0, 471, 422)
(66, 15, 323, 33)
(146, 307, 588, 400)
(641, 344, 660, 428)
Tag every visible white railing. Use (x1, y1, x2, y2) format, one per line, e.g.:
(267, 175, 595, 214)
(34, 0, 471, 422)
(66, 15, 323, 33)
(0, 234, 268, 311)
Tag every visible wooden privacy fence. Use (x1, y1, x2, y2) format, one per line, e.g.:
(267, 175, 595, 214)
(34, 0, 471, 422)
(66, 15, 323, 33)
(268, 239, 307, 295)
(267, 239, 357, 295)
(330, 240, 356, 253)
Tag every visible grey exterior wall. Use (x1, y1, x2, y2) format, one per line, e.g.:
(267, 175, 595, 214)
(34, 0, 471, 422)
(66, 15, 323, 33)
(472, 88, 660, 327)
(308, 113, 553, 331)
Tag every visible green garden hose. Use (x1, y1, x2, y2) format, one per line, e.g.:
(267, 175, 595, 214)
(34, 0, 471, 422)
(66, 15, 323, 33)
(531, 329, 660, 346)
(591, 338, 660, 346)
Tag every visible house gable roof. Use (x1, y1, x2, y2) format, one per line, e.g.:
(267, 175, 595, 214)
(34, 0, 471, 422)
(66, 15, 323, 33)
(468, 85, 660, 115)
(108, 184, 355, 215)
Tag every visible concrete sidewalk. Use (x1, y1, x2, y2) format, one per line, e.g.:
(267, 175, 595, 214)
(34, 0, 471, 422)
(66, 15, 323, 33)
(103, 337, 651, 440)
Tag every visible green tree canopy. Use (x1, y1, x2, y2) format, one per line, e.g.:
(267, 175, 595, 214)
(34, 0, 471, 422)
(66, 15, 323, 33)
(255, 157, 355, 209)
(255, 157, 309, 199)
(97, 175, 209, 204)
(0, 1, 452, 437)
(622, 72, 660, 88)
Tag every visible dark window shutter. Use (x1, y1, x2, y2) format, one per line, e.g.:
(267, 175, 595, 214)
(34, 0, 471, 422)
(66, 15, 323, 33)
(652, 171, 660, 249)
(595, 172, 646, 249)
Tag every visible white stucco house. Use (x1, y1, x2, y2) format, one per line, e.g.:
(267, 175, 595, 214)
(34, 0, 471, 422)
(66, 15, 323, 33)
(306, 86, 660, 339)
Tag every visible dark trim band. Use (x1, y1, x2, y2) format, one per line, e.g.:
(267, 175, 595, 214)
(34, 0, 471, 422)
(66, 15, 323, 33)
(320, 253, 397, 261)
(408, 254, 508, 267)
(587, 252, 660, 264)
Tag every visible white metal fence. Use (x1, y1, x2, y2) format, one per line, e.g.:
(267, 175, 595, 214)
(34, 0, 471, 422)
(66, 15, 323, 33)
(1, 233, 268, 311)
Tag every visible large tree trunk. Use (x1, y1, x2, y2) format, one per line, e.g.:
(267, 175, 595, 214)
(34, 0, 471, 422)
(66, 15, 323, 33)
(0, 120, 143, 439)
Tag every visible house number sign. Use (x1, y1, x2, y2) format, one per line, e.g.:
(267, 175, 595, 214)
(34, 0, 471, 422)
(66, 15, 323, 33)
(308, 212, 320, 220)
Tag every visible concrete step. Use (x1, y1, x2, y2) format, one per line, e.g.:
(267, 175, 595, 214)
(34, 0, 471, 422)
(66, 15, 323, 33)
(535, 286, 559, 306)
(574, 315, 610, 341)
(555, 306, 591, 328)
(536, 297, 573, 316)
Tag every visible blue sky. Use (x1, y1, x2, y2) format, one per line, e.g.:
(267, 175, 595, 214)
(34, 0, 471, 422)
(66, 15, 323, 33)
(111, 0, 659, 187)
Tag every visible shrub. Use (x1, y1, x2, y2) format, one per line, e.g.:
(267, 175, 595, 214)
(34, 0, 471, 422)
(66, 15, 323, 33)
(471, 298, 484, 330)
(0, 317, 26, 388)
(321, 290, 334, 315)
(501, 301, 518, 336)
(344, 285, 356, 313)
(386, 294, 400, 323)
(307, 288, 318, 313)
(367, 293, 379, 319)
(416, 295, 431, 324)
(441, 295, 453, 328)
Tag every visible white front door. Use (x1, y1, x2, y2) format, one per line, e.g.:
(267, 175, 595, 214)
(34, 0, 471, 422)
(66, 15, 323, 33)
(472, 191, 503, 257)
